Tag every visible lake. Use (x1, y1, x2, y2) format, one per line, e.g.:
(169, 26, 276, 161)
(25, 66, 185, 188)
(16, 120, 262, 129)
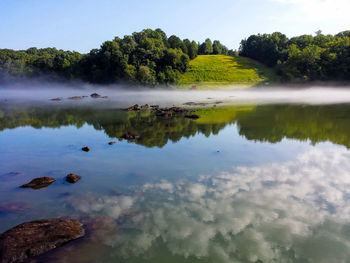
(1, 87, 350, 262)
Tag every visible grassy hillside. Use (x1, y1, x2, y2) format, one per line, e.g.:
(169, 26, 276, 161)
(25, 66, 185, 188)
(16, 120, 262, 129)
(178, 55, 279, 88)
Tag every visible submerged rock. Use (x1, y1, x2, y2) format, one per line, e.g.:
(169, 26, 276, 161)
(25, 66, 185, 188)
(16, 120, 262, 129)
(0, 202, 30, 214)
(156, 110, 171, 118)
(68, 96, 83, 100)
(2, 172, 22, 177)
(169, 106, 189, 113)
(122, 132, 140, 140)
(0, 218, 84, 263)
(108, 141, 116, 145)
(185, 114, 201, 119)
(125, 104, 141, 111)
(29, 215, 117, 263)
(50, 97, 62, 101)
(141, 104, 150, 109)
(20, 177, 56, 189)
(90, 93, 101, 98)
(66, 173, 81, 184)
(183, 101, 209, 106)
(81, 146, 90, 152)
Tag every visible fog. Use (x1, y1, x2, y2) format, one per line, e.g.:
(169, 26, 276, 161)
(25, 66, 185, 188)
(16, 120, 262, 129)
(2, 83, 350, 107)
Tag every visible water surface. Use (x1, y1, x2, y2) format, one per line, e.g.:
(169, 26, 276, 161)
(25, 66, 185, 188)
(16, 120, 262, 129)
(1, 91, 350, 262)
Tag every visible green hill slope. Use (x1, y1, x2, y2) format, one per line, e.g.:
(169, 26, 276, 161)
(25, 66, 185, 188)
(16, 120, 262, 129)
(178, 55, 279, 88)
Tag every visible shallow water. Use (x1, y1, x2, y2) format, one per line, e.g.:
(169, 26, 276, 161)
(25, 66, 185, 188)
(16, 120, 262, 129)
(2, 91, 350, 262)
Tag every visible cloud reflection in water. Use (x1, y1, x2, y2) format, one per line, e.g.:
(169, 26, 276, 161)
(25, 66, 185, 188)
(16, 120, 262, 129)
(71, 146, 350, 262)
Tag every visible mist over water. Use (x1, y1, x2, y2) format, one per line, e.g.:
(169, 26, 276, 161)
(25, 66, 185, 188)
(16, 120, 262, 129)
(2, 83, 350, 107)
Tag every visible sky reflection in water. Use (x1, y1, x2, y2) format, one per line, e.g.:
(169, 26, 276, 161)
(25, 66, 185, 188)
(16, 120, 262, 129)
(1, 103, 350, 262)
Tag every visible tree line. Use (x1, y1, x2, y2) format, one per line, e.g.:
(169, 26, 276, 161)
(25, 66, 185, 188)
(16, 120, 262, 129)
(2, 28, 349, 84)
(0, 28, 228, 85)
(239, 31, 350, 81)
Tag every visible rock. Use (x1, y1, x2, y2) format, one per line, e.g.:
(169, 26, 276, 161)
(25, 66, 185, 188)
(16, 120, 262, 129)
(185, 114, 201, 119)
(191, 85, 197, 89)
(0, 202, 30, 214)
(122, 132, 140, 140)
(108, 141, 116, 145)
(20, 177, 56, 189)
(81, 146, 90, 152)
(66, 173, 81, 184)
(141, 104, 150, 109)
(68, 96, 83, 100)
(50, 97, 62, 101)
(2, 172, 22, 176)
(0, 218, 84, 263)
(26, 216, 115, 263)
(125, 104, 141, 111)
(90, 93, 101, 98)
(169, 106, 189, 113)
(183, 101, 208, 106)
(183, 101, 195, 106)
(156, 110, 171, 118)
(101, 96, 108, 99)
(150, 105, 159, 109)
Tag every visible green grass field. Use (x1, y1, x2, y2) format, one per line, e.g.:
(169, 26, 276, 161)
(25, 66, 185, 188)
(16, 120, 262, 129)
(178, 55, 279, 89)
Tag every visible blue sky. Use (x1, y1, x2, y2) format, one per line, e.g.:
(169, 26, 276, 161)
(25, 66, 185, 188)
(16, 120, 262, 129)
(0, 0, 349, 53)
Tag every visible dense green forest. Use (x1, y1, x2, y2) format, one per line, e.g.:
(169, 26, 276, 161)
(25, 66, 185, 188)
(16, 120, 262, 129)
(1, 28, 349, 85)
(0, 29, 228, 85)
(239, 30, 350, 81)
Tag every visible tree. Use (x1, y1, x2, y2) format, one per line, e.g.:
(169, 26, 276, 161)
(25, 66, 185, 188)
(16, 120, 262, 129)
(198, 39, 214, 55)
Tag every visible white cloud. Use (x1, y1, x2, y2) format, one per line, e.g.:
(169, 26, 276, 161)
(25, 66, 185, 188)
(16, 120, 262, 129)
(68, 146, 350, 262)
(70, 194, 135, 220)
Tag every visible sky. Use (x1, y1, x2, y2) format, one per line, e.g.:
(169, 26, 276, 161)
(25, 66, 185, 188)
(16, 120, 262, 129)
(0, 0, 349, 53)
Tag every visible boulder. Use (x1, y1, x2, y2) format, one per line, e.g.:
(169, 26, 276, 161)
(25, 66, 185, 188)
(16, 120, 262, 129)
(156, 111, 170, 118)
(0, 202, 30, 214)
(20, 177, 56, 189)
(50, 98, 62, 101)
(66, 173, 81, 184)
(183, 101, 208, 106)
(108, 141, 116, 145)
(122, 132, 140, 140)
(169, 106, 189, 113)
(28, 216, 116, 263)
(125, 104, 140, 111)
(90, 93, 101, 98)
(81, 146, 90, 152)
(0, 218, 84, 263)
(141, 104, 150, 109)
(68, 96, 83, 100)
